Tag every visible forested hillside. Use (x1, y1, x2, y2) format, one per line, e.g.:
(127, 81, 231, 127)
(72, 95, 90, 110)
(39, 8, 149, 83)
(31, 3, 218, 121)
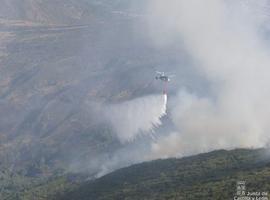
(4, 148, 270, 200)
(58, 148, 270, 200)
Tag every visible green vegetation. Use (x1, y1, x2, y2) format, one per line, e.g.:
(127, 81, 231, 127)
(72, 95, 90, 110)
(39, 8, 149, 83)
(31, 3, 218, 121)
(1, 148, 270, 200)
(57, 148, 270, 200)
(0, 172, 83, 200)
(12, 176, 78, 200)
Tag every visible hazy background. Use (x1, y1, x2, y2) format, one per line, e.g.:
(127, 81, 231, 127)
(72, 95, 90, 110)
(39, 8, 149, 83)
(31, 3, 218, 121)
(0, 0, 270, 178)
(146, 0, 270, 159)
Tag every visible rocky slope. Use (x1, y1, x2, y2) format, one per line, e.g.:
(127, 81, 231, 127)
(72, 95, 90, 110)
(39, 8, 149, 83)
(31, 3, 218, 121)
(0, 2, 198, 198)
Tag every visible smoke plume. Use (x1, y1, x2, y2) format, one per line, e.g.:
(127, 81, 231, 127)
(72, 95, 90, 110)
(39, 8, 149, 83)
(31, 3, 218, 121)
(105, 94, 167, 143)
(146, 0, 270, 158)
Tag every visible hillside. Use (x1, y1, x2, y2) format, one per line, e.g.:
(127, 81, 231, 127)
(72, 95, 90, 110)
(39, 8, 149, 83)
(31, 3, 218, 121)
(0, 1, 197, 199)
(2, 1, 270, 200)
(57, 148, 270, 200)
(0, 0, 145, 25)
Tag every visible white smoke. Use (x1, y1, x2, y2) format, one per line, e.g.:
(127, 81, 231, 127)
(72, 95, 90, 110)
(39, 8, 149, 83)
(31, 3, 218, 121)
(105, 94, 167, 143)
(146, 0, 270, 158)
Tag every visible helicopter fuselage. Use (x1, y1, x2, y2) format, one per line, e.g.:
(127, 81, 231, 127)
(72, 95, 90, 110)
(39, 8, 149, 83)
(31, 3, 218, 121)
(156, 75, 170, 82)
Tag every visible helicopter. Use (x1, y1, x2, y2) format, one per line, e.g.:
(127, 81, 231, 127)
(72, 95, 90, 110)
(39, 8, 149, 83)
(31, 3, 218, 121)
(155, 71, 175, 82)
